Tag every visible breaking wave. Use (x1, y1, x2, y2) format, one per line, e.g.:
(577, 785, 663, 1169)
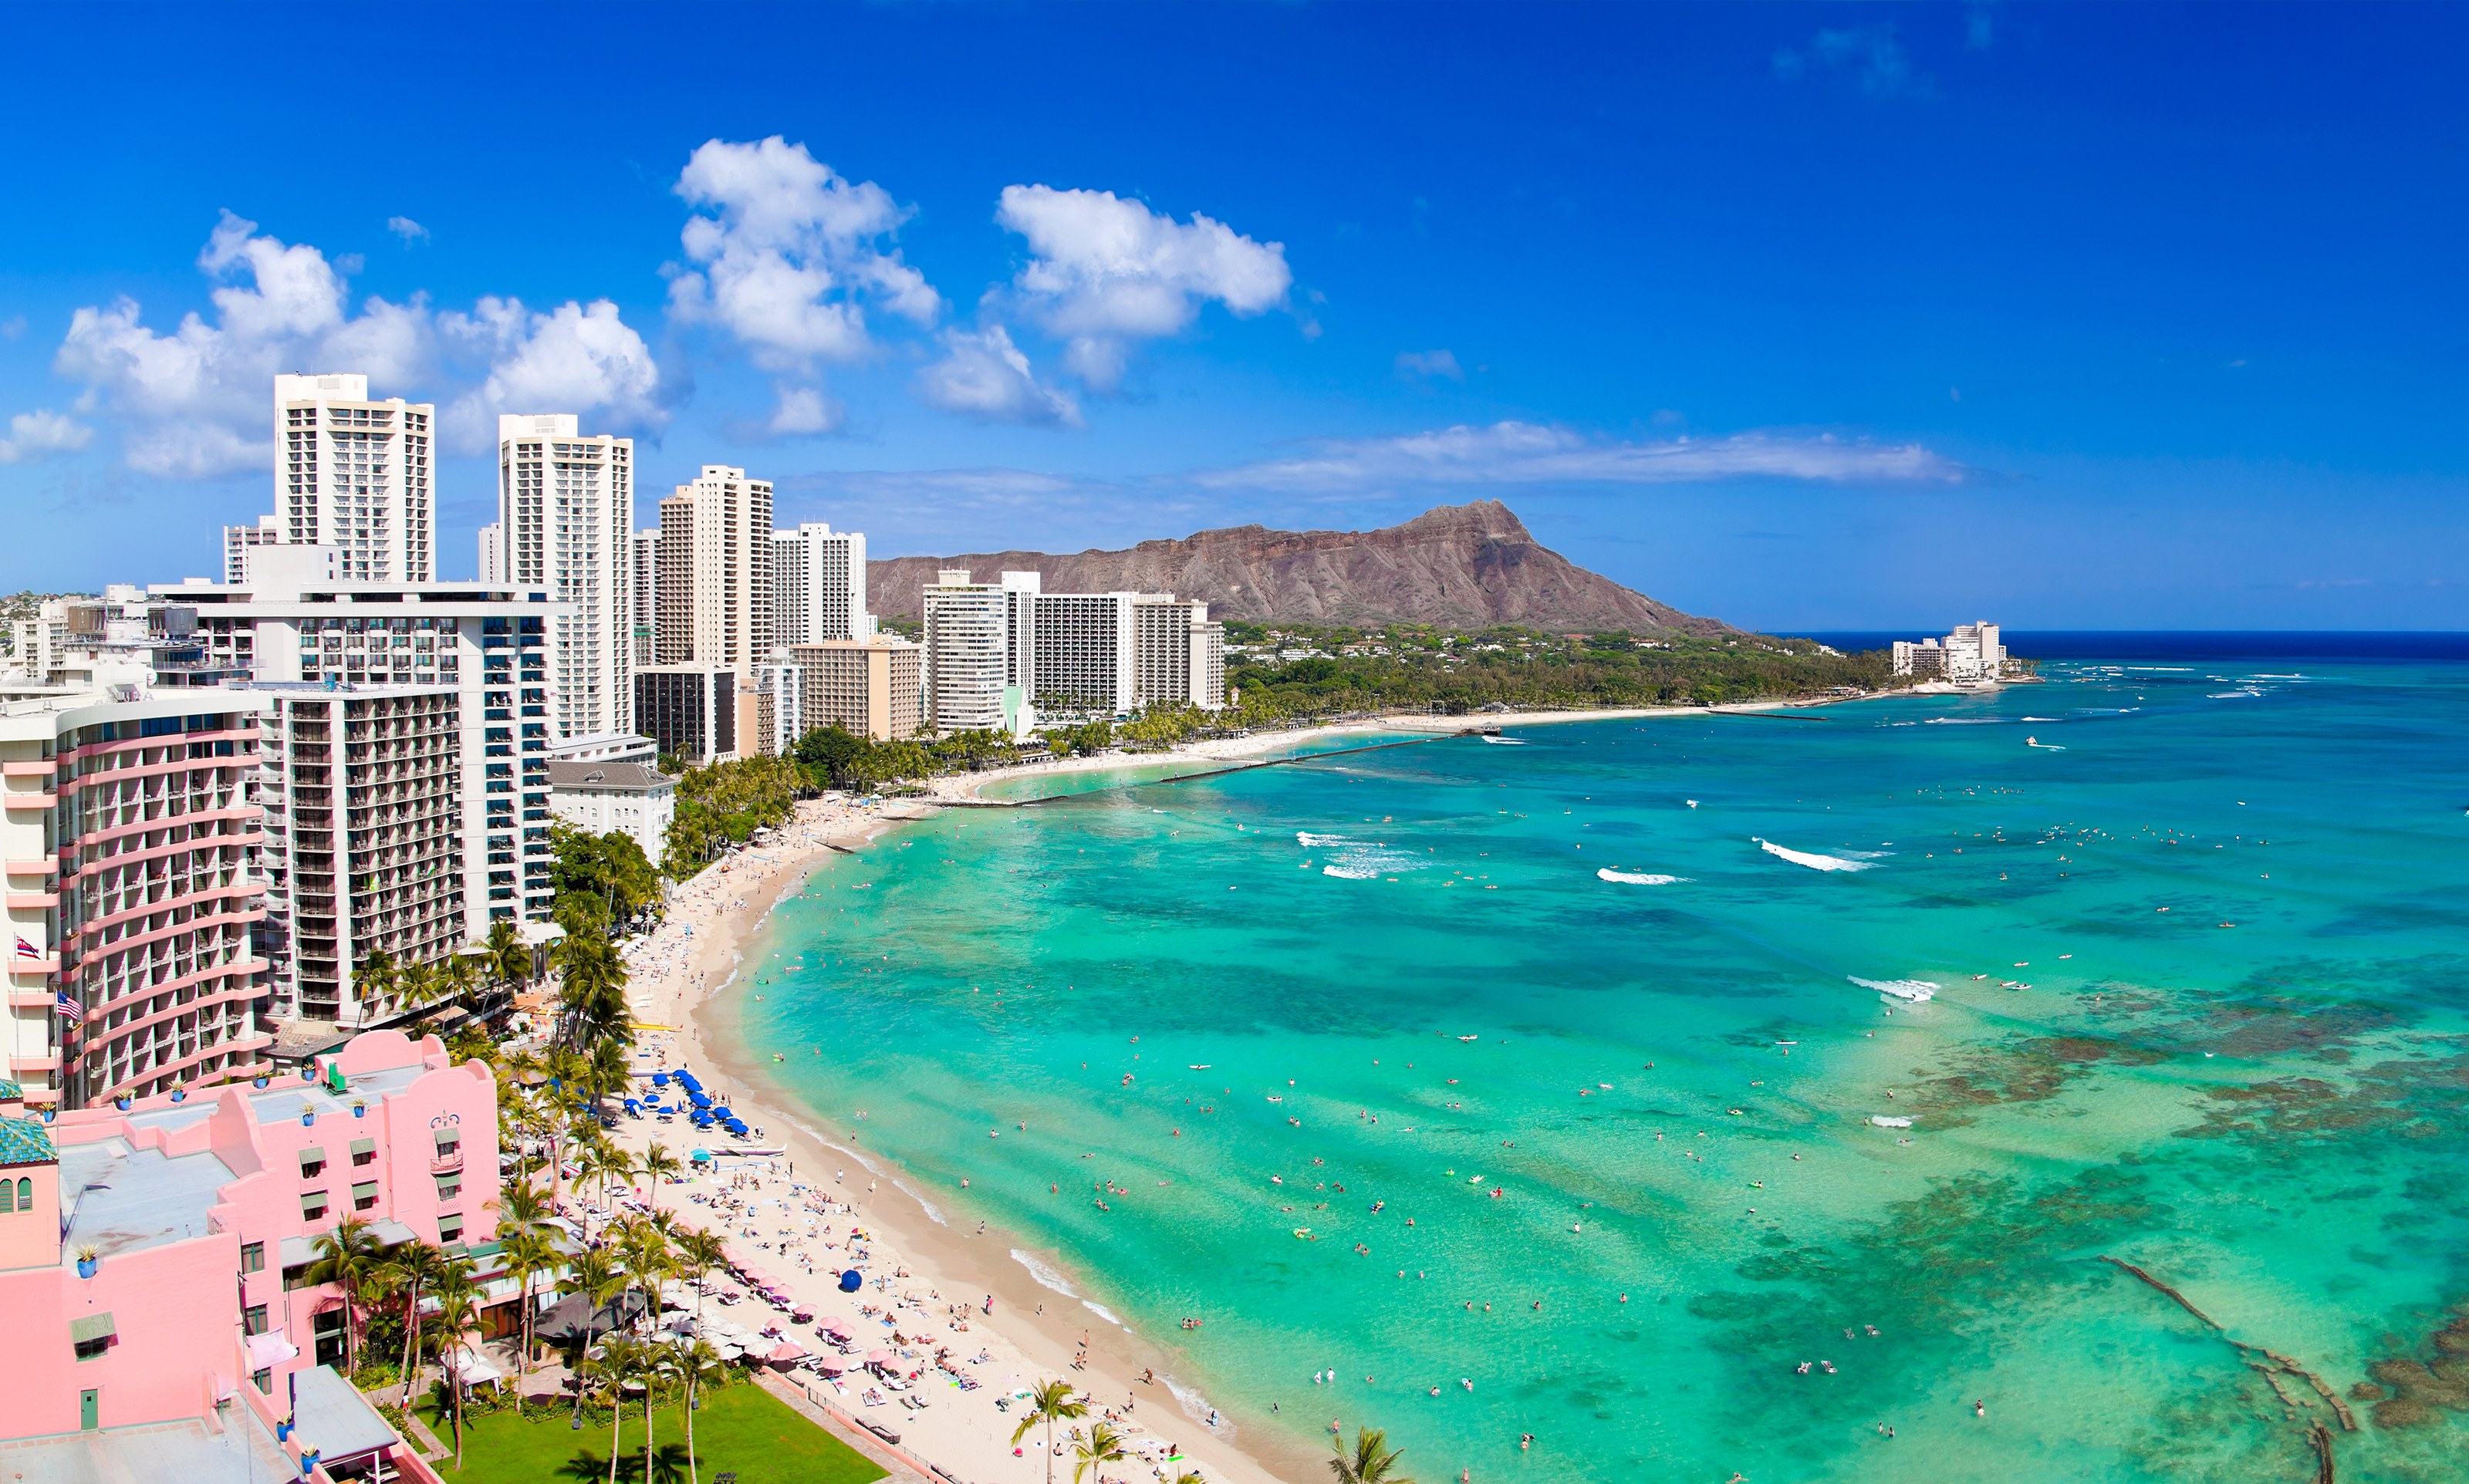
(1754, 838, 1874, 872)
(1597, 868, 1684, 885)
(1009, 1250, 1079, 1298)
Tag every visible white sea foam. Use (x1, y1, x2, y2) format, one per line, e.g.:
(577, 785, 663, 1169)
(1009, 1249, 1079, 1298)
(1165, 1376, 1230, 1434)
(1924, 717, 2002, 725)
(1082, 1299, 1123, 1326)
(1316, 839, 1427, 879)
(1597, 868, 1684, 885)
(1295, 831, 1350, 848)
(1835, 848, 1896, 859)
(1869, 1115, 1913, 1128)
(891, 1179, 947, 1226)
(1754, 838, 1873, 872)
(1850, 976, 1937, 1002)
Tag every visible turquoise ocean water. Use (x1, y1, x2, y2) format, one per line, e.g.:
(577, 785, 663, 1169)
(716, 653, 2469, 1482)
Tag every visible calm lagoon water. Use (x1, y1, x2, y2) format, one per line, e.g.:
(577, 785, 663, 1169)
(719, 650, 2469, 1482)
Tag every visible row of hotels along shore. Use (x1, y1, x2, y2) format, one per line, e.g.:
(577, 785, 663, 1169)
(0, 371, 1227, 1478)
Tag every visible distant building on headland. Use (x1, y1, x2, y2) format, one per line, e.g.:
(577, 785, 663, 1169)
(1893, 622, 2008, 683)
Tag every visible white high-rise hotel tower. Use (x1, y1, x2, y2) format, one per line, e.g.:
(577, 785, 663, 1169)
(495, 414, 635, 739)
(226, 373, 437, 582)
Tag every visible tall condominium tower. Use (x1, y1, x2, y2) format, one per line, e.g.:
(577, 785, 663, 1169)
(477, 522, 505, 582)
(921, 569, 1040, 737)
(653, 466, 772, 673)
(771, 522, 872, 645)
(496, 414, 634, 739)
(258, 373, 437, 582)
(630, 530, 659, 666)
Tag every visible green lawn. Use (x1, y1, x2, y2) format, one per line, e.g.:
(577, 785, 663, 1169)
(417, 1380, 886, 1484)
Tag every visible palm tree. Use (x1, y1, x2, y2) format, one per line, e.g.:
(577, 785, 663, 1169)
(674, 1339, 727, 1484)
(670, 1227, 728, 1342)
(379, 1242, 468, 1411)
(303, 1216, 387, 1377)
(636, 1338, 677, 1484)
(485, 916, 530, 995)
(1009, 1380, 1090, 1484)
(498, 1226, 559, 1405)
(427, 1273, 485, 1471)
(394, 957, 437, 1014)
(558, 1247, 628, 1428)
(1072, 1422, 1129, 1484)
(495, 1174, 555, 1239)
(639, 1142, 681, 1209)
(1328, 1426, 1412, 1484)
(591, 1335, 640, 1484)
(356, 948, 398, 1012)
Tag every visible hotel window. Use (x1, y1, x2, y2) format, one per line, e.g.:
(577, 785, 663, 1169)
(350, 1137, 377, 1167)
(434, 1172, 461, 1201)
(300, 1190, 328, 1220)
(71, 1313, 115, 1361)
(240, 1239, 265, 1274)
(353, 1181, 379, 1212)
(437, 1214, 463, 1244)
(299, 1146, 326, 1179)
(252, 1368, 272, 1395)
(242, 1304, 269, 1336)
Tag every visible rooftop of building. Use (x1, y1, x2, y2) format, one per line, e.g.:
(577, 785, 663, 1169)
(0, 1113, 57, 1168)
(60, 1137, 238, 1260)
(0, 1415, 293, 1484)
(546, 759, 670, 791)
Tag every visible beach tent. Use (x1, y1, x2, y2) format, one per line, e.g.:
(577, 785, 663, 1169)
(838, 1270, 863, 1293)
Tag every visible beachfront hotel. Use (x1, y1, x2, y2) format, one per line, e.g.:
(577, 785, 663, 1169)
(786, 634, 924, 742)
(921, 569, 1041, 738)
(1893, 621, 2008, 683)
(634, 662, 738, 766)
(0, 1028, 497, 1480)
(495, 414, 636, 742)
(0, 690, 272, 1111)
(220, 373, 438, 586)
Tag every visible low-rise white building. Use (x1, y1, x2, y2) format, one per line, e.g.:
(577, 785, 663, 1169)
(545, 760, 674, 866)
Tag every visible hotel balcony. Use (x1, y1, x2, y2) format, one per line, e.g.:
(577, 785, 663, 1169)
(428, 1151, 464, 1175)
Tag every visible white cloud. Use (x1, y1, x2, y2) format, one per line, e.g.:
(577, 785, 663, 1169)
(0, 409, 93, 465)
(387, 215, 431, 245)
(915, 326, 1082, 427)
(439, 297, 663, 444)
(51, 212, 661, 474)
(667, 137, 938, 437)
(1394, 349, 1464, 383)
(995, 184, 1291, 390)
(1199, 421, 1967, 494)
(768, 385, 842, 437)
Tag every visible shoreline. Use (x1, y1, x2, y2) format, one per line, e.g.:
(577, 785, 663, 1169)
(922, 693, 1934, 804)
(620, 797, 1316, 1484)
(608, 692, 1943, 1484)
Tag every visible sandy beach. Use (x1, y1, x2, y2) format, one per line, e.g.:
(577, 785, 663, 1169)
(594, 698, 1911, 1484)
(609, 791, 1313, 1484)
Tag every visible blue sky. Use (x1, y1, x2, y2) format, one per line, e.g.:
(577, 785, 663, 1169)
(1, 2, 2462, 630)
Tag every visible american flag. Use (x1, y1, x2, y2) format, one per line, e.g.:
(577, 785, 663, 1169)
(54, 993, 84, 1024)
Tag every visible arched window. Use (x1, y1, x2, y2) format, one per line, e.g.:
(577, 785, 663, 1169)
(15, 1177, 27, 1209)
(0, 1179, 13, 1214)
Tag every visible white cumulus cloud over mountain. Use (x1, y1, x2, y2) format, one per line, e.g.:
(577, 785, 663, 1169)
(994, 184, 1292, 390)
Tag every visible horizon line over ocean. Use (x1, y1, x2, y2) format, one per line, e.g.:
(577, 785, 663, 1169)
(1802, 629, 2469, 662)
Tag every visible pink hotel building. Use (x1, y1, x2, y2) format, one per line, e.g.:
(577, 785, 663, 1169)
(0, 1027, 496, 1480)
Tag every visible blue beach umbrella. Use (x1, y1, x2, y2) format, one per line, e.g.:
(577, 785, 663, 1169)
(690, 1148, 713, 1162)
(652, 1072, 670, 1088)
(838, 1270, 863, 1293)
(688, 1091, 713, 1108)
(712, 1105, 735, 1120)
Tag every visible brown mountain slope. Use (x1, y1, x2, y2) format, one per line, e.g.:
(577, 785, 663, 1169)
(866, 500, 1722, 633)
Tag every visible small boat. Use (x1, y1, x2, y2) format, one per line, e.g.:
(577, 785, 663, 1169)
(1457, 1035, 1478, 1043)
(1481, 734, 1525, 746)
(1189, 1064, 1211, 1070)
(1685, 800, 1700, 809)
